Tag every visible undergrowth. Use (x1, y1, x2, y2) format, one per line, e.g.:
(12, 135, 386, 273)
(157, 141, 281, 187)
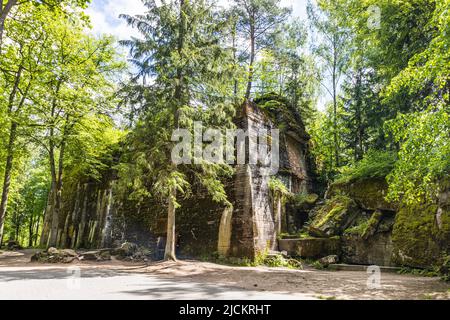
(335, 150, 396, 184)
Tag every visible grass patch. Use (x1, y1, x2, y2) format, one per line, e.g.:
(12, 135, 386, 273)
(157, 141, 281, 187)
(201, 248, 303, 269)
(254, 247, 303, 269)
(278, 231, 311, 240)
(344, 221, 369, 236)
(398, 267, 440, 278)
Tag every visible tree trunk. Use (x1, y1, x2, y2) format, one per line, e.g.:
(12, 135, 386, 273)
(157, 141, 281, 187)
(163, 0, 186, 262)
(0, 122, 17, 245)
(48, 109, 69, 248)
(245, 15, 256, 100)
(232, 22, 238, 98)
(28, 214, 34, 248)
(332, 60, 339, 168)
(0, 64, 23, 246)
(0, 0, 17, 54)
(34, 214, 41, 247)
(164, 187, 177, 261)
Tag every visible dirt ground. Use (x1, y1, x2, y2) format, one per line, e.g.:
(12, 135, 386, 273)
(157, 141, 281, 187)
(1, 249, 449, 300)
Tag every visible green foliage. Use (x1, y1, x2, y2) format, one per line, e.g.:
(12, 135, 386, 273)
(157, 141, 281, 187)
(2, 152, 50, 246)
(277, 231, 310, 240)
(313, 0, 447, 206)
(386, 109, 449, 204)
(116, 1, 237, 258)
(268, 177, 291, 200)
(398, 267, 439, 278)
(0, 0, 449, 262)
(252, 20, 318, 123)
(380, 1, 450, 205)
(383, 0, 447, 110)
(0, 1, 125, 246)
(252, 246, 303, 269)
(439, 254, 450, 282)
(335, 150, 396, 185)
(309, 105, 340, 179)
(255, 93, 310, 136)
(311, 260, 325, 270)
(398, 254, 450, 282)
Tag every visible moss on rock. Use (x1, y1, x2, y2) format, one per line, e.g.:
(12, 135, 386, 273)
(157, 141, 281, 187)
(329, 177, 397, 211)
(361, 210, 384, 240)
(254, 93, 309, 139)
(392, 202, 450, 268)
(308, 195, 360, 237)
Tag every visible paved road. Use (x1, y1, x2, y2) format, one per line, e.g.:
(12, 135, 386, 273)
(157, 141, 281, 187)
(0, 266, 316, 300)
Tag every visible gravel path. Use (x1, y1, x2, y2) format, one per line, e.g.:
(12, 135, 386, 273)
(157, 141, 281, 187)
(0, 250, 449, 300)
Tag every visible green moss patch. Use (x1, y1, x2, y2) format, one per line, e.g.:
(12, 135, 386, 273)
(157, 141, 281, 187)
(308, 195, 360, 237)
(329, 177, 397, 211)
(392, 202, 450, 268)
(254, 93, 308, 138)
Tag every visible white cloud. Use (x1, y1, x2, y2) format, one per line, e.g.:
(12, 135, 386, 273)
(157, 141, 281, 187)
(86, 0, 146, 40)
(86, 0, 310, 41)
(86, 0, 327, 109)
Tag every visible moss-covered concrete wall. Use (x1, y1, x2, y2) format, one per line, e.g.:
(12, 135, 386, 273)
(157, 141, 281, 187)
(318, 178, 450, 268)
(392, 201, 450, 268)
(329, 177, 397, 212)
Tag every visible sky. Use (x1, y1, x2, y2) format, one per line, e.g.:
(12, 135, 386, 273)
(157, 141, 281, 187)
(86, 0, 310, 41)
(84, 0, 327, 109)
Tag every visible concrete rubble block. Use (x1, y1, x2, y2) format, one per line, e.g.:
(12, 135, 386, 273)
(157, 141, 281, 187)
(278, 237, 341, 258)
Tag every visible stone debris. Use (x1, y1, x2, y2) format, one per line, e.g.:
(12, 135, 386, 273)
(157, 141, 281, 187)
(79, 250, 111, 261)
(30, 242, 153, 264)
(318, 255, 339, 267)
(31, 247, 80, 264)
(112, 242, 153, 262)
(6, 240, 22, 251)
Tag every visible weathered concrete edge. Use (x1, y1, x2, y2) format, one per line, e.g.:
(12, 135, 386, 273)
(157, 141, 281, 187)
(328, 263, 402, 273)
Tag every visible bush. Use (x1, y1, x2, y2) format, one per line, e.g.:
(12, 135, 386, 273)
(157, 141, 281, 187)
(335, 150, 396, 184)
(439, 254, 450, 282)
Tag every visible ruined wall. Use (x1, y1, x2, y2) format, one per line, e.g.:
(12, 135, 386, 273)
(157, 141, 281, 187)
(54, 98, 316, 261)
(228, 102, 276, 258)
(312, 179, 450, 268)
(391, 195, 450, 268)
(56, 179, 115, 250)
(226, 101, 314, 259)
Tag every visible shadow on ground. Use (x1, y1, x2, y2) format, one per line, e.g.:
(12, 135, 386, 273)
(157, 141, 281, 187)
(0, 251, 449, 300)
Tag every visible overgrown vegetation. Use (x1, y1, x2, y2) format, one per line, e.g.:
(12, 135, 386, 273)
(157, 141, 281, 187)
(0, 0, 448, 273)
(335, 151, 396, 185)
